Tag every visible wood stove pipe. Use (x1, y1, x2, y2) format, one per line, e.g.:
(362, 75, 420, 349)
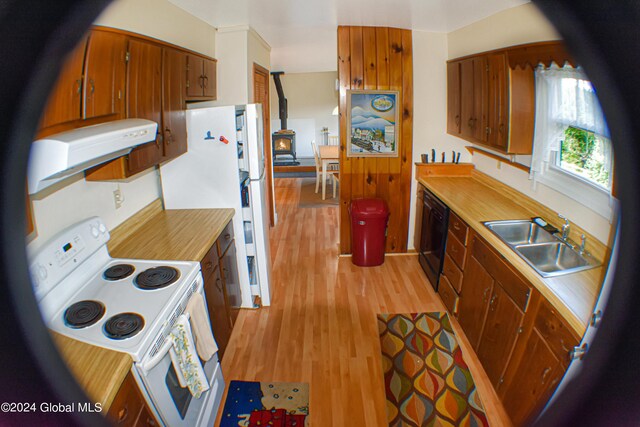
(270, 71, 287, 130)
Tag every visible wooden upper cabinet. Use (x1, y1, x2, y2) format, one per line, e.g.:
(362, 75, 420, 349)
(487, 53, 508, 150)
(83, 30, 127, 120)
(39, 36, 87, 129)
(447, 41, 572, 154)
(459, 56, 487, 143)
(162, 48, 187, 159)
(186, 54, 217, 99)
(125, 39, 163, 175)
(39, 30, 127, 131)
(202, 58, 217, 98)
(446, 62, 461, 135)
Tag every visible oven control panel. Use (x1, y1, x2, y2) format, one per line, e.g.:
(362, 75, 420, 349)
(28, 217, 110, 301)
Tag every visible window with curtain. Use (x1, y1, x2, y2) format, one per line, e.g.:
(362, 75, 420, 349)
(530, 64, 614, 218)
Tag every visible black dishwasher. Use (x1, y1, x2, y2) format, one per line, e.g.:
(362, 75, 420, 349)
(418, 188, 449, 291)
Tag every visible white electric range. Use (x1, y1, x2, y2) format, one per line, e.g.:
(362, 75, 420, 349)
(28, 217, 224, 427)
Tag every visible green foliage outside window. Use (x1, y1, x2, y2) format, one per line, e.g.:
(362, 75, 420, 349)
(559, 126, 610, 188)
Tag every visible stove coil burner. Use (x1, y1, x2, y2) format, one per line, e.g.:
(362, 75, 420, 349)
(103, 313, 145, 340)
(135, 266, 180, 290)
(63, 300, 105, 329)
(103, 264, 135, 281)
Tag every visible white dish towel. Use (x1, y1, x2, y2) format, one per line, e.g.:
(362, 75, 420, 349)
(185, 292, 219, 361)
(169, 314, 210, 398)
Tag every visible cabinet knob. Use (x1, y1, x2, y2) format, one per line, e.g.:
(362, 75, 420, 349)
(225, 233, 231, 241)
(117, 406, 128, 422)
(541, 367, 551, 384)
(569, 343, 588, 360)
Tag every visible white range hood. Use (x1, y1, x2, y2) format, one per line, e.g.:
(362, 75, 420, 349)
(28, 119, 157, 194)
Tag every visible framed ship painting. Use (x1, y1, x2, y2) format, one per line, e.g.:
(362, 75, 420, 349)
(346, 90, 400, 157)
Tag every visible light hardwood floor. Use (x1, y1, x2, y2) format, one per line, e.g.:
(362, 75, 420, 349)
(218, 178, 512, 426)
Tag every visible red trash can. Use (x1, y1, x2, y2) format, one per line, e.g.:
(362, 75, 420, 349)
(350, 198, 390, 266)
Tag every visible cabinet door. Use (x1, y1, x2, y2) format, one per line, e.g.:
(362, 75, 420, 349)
(487, 53, 508, 150)
(39, 36, 87, 129)
(162, 48, 187, 159)
(476, 283, 524, 387)
(202, 58, 217, 98)
(221, 243, 241, 327)
(457, 255, 493, 350)
(83, 30, 127, 120)
(446, 61, 461, 135)
(186, 54, 204, 98)
(459, 58, 475, 140)
(472, 56, 488, 142)
(203, 266, 232, 360)
(501, 328, 563, 426)
(126, 39, 163, 175)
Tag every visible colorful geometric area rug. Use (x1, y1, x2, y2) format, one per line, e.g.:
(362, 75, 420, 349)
(220, 380, 309, 427)
(377, 312, 489, 427)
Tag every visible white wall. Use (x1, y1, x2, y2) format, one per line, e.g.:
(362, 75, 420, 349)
(95, 0, 216, 57)
(269, 72, 339, 158)
(210, 26, 271, 107)
(447, 3, 559, 58)
(28, 170, 161, 253)
(407, 31, 467, 249)
(443, 3, 613, 245)
(29, 0, 215, 249)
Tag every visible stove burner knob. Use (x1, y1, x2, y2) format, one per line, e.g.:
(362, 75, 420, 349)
(98, 223, 107, 234)
(37, 264, 48, 280)
(90, 225, 99, 238)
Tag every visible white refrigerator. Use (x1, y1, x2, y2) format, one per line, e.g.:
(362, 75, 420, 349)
(160, 104, 273, 307)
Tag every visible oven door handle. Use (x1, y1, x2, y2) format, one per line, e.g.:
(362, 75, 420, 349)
(140, 337, 173, 374)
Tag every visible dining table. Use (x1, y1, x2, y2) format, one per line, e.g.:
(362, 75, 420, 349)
(318, 145, 340, 200)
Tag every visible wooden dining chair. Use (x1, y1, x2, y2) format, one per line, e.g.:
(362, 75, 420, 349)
(328, 135, 339, 146)
(312, 141, 338, 195)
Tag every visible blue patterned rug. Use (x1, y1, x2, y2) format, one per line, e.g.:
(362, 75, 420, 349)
(220, 380, 309, 427)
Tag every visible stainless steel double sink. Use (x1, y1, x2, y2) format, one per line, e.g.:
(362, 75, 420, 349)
(483, 220, 599, 277)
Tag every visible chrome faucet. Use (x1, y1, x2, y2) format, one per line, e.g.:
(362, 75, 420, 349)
(558, 214, 570, 240)
(580, 234, 587, 254)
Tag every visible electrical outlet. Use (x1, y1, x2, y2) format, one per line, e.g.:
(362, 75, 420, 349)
(113, 188, 123, 209)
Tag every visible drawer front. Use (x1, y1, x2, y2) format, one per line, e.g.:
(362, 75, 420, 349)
(217, 221, 234, 256)
(442, 254, 463, 294)
(534, 300, 580, 366)
(107, 373, 145, 426)
(446, 231, 467, 270)
(471, 234, 531, 312)
(449, 211, 469, 246)
(200, 242, 219, 279)
(438, 275, 459, 316)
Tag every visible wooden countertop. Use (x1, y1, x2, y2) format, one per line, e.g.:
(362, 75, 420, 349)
(109, 204, 235, 261)
(418, 172, 609, 336)
(52, 201, 234, 412)
(51, 332, 132, 410)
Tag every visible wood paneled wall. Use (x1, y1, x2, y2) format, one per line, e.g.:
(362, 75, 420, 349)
(338, 26, 413, 254)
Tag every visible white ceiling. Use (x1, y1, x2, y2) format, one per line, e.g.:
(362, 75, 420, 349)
(168, 0, 530, 72)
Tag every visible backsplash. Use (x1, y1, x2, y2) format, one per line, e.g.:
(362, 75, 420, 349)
(28, 168, 162, 254)
(473, 155, 613, 244)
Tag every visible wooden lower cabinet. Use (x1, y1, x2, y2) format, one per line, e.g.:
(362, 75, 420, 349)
(220, 242, 242, 326)
(476, 283, 524, 387)
(457, 254, 493, 349)
(500, 328, 564, 426)
(107, 371, 158, 426)
(203, 262, 232, 360)
(455, 230, 578, 425)
(200, 221, 241, 361)
(499, 298, 579, 425)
